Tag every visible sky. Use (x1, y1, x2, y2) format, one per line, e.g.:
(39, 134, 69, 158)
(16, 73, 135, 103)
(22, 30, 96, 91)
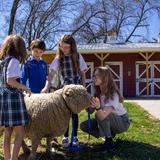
(128, 12, 160, 42)
(0, 2, 160, 45)
(148, 12, 160, 41)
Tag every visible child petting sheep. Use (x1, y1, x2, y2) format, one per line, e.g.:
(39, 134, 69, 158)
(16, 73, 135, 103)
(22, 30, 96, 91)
(0, 34, 32, 160)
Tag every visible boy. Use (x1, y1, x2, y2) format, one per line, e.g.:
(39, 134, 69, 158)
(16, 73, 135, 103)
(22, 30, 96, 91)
(21, 39, 48, 93)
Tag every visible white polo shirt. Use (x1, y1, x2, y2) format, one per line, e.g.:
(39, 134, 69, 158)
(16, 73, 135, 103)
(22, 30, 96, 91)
(50, 54, 88, 72)
(100, 93, 127, 116)
(6, 57, 20, 78)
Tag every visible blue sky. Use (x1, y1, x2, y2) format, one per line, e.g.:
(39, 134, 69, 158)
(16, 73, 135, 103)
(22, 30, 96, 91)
(129, 12, 160, 42)
(147, 12, 160, 41)
(0, 7, 160, 44)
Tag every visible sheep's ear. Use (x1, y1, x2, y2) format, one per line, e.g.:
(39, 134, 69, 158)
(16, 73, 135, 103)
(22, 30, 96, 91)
(65, 88, 74, 97)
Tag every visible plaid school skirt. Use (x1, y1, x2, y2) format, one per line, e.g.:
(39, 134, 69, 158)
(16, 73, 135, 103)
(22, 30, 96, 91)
(0, 88, 29, 127)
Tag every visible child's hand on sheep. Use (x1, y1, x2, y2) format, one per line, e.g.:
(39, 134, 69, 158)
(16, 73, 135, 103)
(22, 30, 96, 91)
(22, 86, 32, 97)
(41, 86, 49, 93)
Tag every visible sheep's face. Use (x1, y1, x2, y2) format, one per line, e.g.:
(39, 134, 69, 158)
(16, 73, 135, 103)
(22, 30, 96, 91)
(62, 85, 90, 113)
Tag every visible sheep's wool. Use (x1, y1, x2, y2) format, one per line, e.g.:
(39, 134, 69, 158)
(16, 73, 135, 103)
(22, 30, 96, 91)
(22, 84, 90, 158)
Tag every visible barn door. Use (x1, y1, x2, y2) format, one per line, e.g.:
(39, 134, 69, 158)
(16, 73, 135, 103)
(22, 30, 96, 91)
(152, 62, 160, 96)
(136, 61, 160, 97)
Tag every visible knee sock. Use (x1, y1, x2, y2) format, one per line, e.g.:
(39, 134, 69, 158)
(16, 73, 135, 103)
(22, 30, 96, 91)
(72, 114, 78, 137)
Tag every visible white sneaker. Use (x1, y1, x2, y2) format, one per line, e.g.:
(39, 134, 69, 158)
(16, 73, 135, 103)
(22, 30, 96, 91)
(101, 137, 105, 141)
(72, 137, 79, 146)
(61, 137, 69, 147)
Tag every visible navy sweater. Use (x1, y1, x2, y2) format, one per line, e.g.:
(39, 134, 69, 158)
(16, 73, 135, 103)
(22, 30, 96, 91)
(21, 56, 48, 93)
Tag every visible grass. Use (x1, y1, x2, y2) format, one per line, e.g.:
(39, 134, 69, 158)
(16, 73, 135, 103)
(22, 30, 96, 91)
(0, 102, 160, 160)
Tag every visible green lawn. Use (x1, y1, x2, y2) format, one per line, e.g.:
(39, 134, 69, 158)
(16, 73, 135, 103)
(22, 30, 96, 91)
(0, 102, 160, 160)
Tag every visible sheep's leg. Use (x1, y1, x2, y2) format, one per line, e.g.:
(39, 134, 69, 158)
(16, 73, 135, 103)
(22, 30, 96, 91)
(28, 137, 40, 160)
(22, 140, 30, 154)
(46, 137, 55, 157)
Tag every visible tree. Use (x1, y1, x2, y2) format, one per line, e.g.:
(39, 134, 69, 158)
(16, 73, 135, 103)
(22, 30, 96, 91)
(13, 0, 81, 48)
(8, 0, 21, 35)
(1, 0, 160, 47)
(71, 0, 160, 43)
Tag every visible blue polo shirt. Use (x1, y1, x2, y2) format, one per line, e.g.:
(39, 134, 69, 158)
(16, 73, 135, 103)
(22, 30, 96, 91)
(21, 56, 48, 93)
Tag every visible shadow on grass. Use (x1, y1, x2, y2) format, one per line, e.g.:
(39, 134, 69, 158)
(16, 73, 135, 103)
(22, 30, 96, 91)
(0, 155, 3, 160)
(3, 139, 160, 160)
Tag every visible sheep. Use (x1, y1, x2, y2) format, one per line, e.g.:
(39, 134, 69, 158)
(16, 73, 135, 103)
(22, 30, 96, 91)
(22, 84, 90, 159)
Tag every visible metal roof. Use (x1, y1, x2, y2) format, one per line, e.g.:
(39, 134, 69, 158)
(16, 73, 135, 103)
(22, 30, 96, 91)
(45, 42, 160, 54)
(77, 43, 160, 53)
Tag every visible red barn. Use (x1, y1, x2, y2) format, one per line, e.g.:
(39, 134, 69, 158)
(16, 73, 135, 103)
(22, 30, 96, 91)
(42, 42, 160, 98)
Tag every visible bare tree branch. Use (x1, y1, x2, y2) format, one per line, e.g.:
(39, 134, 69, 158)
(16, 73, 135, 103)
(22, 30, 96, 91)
(8, 0, 20, 35)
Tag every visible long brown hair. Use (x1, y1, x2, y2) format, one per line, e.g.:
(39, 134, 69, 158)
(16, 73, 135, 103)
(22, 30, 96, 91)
(93, 67, 123, 103)
(0, 34, 27, 63)
(57, 35, 79, 73)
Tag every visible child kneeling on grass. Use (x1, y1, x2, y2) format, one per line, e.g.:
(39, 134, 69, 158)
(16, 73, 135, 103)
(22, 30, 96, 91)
(80, 67, 130, 152)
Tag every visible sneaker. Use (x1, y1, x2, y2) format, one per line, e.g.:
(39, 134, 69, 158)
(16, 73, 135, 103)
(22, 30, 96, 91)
(61, 137, 69, 147)
(103, 140, 115, 150)
(94, 139, 115, 153)
(71, 137, 79, 146)
(101, 137, 105, 141)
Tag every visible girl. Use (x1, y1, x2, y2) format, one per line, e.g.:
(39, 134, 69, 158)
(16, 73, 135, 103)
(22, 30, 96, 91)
(0, 34, 31, 160)
(43, 35, 87, 147)
(80, 67, 130, 152)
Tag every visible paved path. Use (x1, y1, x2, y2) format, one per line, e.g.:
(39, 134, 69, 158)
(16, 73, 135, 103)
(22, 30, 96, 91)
(125, 99, 160, 120)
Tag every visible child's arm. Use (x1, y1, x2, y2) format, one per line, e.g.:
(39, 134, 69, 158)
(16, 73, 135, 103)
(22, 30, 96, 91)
(41, 56, 59, 93)
(21, 64, 28, 85)
(41, 69, 56, 93)
(90, 97, 113, 121)
(95, 107, 113, 121)
(79, 54, 88, 87)
(7, 77, 32, 96)
(80, 70, 86, 87)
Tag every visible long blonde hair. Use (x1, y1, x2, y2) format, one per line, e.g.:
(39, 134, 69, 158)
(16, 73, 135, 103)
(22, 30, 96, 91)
(93, 66, 123, 103)
(57, 35, 79, 74)
(0, 34, 27, 63)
